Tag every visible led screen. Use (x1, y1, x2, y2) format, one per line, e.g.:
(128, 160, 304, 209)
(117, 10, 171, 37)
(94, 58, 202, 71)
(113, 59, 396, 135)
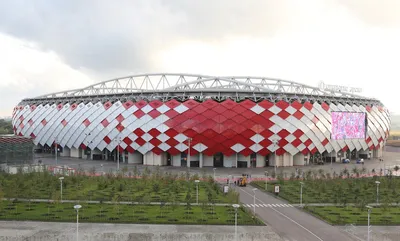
(331, 112, 366, 140)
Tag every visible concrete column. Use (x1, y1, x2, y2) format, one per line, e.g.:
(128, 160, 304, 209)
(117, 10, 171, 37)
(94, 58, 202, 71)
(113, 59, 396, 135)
(128, 152, 143, 164)
(223, 155, 234, 167)
(61, 147, 70, 157)
(256, 154, 264, 167)
(70, 147, 82, 158)
(293, 153, 305, 166)
(122, 151, 126, 163)
(283, 153, 293, 167)
(235, 153, 238, 168)
(172, 154, 181, 167)
(199, 153, 203, 168)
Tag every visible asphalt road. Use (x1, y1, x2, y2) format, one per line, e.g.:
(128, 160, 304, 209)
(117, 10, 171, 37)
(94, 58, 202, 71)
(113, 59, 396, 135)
(235, 186, 357, 241)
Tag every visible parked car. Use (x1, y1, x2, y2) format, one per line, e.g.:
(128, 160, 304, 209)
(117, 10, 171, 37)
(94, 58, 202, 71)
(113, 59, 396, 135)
(356, 159, 364, 164)
(342, 159, 350, 163)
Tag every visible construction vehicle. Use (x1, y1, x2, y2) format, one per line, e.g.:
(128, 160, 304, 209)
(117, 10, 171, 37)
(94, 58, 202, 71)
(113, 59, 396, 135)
(238, 174, 247, 187)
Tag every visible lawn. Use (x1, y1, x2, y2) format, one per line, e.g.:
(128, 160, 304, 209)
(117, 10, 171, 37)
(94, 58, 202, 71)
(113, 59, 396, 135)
(252, 174, 400, 205)
(305, 206, 400, 225)
(0, 200, 262, 225)
(0, 167, 235, 204)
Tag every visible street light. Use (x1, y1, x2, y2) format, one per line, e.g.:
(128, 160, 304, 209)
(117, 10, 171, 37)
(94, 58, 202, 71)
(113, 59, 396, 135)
(114, 137, 122, 171)
(74, 204, 82, 241)
(375, 181, 380, 205)
(59, 177, 64, 203)
(213, 168, 217, 181)
(252, 188, 257, 216)
(300, 182, 304, 207)
(187, 138, 192, 169)
(272, 139, 279, 173)
(232, 204, 240, 241)
(54, 137, 58, 165)
(366, 205, 373, 241)
(264, 171, 268, 191)
(228, 175, 232, 186)
(195, 180, 200, 204)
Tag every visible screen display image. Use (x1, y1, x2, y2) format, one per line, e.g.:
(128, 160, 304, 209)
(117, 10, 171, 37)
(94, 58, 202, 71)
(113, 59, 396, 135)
(331, 112, 366, 140)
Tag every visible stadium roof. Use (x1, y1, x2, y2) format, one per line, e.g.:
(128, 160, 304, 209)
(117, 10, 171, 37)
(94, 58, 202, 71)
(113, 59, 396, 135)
(20, 73, 381, 105)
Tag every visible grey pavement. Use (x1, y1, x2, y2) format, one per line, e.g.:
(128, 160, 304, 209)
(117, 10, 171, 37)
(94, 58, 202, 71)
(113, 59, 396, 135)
(33, 147, 400, 178)
(235, 185, 358, 241)
(0, 221, 284, 241)
(340, 225, 400, 241)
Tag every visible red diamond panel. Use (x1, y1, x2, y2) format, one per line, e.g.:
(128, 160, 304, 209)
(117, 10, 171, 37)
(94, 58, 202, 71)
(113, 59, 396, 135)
(213, 135, 227, 143)
(57, 104, 63, 110)
(61, 119, 67, 126)
(152, 147, 163, 155)
(258, 148, 270, 156)
(28, 119, 33, 126)
(202, 119, 217, 129)
(301, 149, 309, 155)
(321, 138, 329, 146)
(183, 99, 199, 108)
(202, 110, 218, 119)
(260, 110, 274, 120)
(133, 109, 145, 118)
(291, 139, 302, 147)
(321, 102, 330, 111)
(312, 116, 319, 124)
(278, 139, 289, 147)
(292, 130, 304, 138)
(220, 110, 237, 120)
(222, 129, 237, 139)
(133, 128, 145, 137)
(149, 138, 162, 147)
(342, 146, 349, 152)
(126, 146, 135, 153)
(251, 124, 266, 134)
(304, 139, 312, 147)
(202, 129, 218, 138)
(232, 115, 247, 124)
(135, 100, 147, 109)
(221, 99, 237, 109)
(149, 100, 163, 109)
(103, 136, 111, 144)
(166, 138, 179, 147)
(123, 100, 134, 109)
(278, 110, 290, 119)
(293, 111, 304, 120)
(116, 114, 124, 123)
(277, 129, 290, 138)
(258, 100, 274, 109)
(135, 137, 146, 146)
(260, 129, 274, 138)
(276, 148, 286, 156)
(232, 105, 247, 114)
(41, 119, 47, 126)
(222, 149, 236, 157)
(165, 99, 181, 109)
(83, 119, 91, 127)
(148, 109, 161, 119)
(240, 148, 253, 156)
(116, 123, 124, 132)
(241, 129, 256, 139)
(167, 147, 180, 155)
(291, 101, 303, 110)
(183, 129, 197, 138)
(104, 101, 112, 110)
(165, 109, 179, 118)
(310, 147, 317, 154)
(123, 137, 133, 145)
(193, 104, 208, 114)
(213, 105, 228, 114)
(304, 102, 313, 111)
(240, 99, 256, 109)
(276, 100, 290, 110)
(101, 119, 110, 127)
(165, 129, 178, 138)
(148, 128, 161, 138)
(259, 139, 272, 147)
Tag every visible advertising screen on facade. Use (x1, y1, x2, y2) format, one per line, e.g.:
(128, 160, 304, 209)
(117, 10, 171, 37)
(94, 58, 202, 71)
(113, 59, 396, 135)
(331, 112, 367, 140)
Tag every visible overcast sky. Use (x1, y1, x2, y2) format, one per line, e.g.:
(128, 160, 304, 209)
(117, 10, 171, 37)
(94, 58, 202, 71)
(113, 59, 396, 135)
(1, 0, 399, 117)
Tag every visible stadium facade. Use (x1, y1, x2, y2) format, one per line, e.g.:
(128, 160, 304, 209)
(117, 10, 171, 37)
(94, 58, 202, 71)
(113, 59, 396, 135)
(12, 74, 390, 168)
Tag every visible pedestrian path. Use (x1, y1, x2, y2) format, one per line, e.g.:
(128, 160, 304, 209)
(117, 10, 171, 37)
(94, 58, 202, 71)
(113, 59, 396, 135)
(243, 203, 294, 208)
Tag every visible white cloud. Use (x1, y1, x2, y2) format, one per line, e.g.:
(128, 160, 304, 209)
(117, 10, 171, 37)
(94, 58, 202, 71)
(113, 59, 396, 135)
(0, 33, 93, 116)
(156, 1, 400, 114)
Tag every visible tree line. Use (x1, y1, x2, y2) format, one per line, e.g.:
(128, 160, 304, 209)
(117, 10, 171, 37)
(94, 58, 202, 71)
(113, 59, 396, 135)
(0, 119, 13, 135)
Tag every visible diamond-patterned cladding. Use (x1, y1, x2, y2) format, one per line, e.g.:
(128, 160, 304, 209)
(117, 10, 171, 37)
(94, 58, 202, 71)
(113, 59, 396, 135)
(13, 99, 388, 159)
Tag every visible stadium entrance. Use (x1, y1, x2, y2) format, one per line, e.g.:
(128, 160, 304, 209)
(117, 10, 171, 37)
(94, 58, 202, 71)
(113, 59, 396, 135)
(213, 152, 223, 167)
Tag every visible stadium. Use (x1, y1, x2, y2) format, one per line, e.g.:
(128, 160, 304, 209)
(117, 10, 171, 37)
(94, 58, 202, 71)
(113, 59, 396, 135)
(11, 74, 390, 168)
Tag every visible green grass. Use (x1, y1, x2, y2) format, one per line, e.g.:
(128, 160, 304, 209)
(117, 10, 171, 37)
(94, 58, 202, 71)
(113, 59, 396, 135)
(0, 169, 234, 204)
(305, 206, 400, 225)
(252, 176, 400, 205)
(0, 201, 262, 225)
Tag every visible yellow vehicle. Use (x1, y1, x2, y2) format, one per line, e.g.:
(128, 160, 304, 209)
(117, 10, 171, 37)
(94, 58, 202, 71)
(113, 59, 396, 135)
(238, 175, 247, 187)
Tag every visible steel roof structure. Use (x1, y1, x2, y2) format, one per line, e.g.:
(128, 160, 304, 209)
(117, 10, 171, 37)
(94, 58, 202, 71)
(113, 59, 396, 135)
(20, 73, 379, 106)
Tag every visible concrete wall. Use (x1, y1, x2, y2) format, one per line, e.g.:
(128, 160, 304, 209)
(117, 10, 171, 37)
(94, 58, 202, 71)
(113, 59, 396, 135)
(256, 154, 264, 167)
(282, 153, 293, 167)
(223, 155, 234, 167)
(143, 152, 167, 166)
(60, 147, 70, 157)
(172, 154, 181, 167)
(203, 155, 213, 167)
(128, 152, 143, 164)
(90, 148, 102, 159)
(70, 147, 82, 158)
(237, 154, 250, 167)
(293, 153, 305, 166)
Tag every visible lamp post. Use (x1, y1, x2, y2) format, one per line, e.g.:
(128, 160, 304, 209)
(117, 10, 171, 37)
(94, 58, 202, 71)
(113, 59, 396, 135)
(300, 182, 304, 207)
(74, 204, 82, 241)
(228, 175, 232, 186)
(59, 177, 64, 203)
(213, 168, 217, 181)
(252, 188, 257, 216)
(54, 137, 58, 165)
(366, 205, 372, 241)
(272, 139, 278, 173)
(114, 137, 122, 171)
(232, 204, 240, 241)
(187, 138, 192, 169)
(264, 171, 268, 191)
(195, 180, 200, 204)
(375, 181, 380, 205)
